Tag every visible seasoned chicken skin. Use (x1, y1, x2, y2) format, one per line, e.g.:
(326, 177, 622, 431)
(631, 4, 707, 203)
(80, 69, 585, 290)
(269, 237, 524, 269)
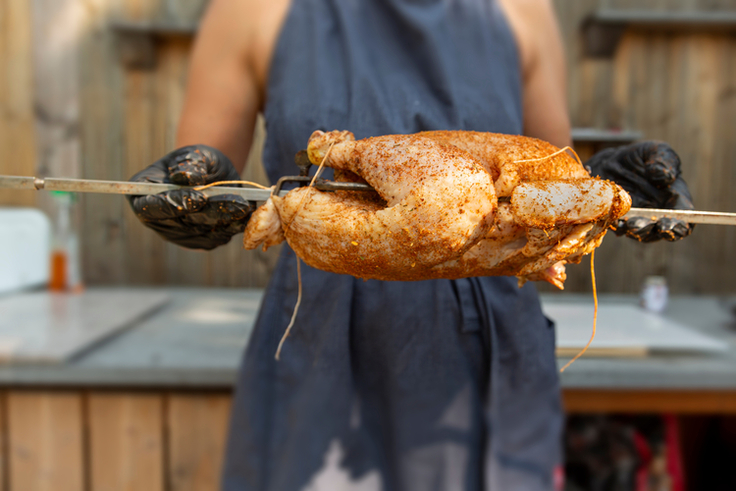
(243, 130, 631, 288)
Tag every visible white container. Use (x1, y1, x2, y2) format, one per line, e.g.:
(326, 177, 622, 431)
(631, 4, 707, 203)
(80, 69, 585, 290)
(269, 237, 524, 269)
(0, 209, 51, 294)
(640, 276, 668, 313)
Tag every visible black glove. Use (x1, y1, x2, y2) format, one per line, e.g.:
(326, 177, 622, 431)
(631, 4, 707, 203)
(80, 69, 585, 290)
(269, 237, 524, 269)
(585, 141, 694, 242)
(127, 145, 256, 250)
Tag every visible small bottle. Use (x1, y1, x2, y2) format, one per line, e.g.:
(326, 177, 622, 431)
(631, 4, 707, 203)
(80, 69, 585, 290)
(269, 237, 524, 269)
(49, 191, 82, 292)
(640, 276, 668, 313)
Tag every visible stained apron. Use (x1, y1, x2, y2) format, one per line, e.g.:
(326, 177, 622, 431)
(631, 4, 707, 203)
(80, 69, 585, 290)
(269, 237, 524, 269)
(222, 0, 563, 489)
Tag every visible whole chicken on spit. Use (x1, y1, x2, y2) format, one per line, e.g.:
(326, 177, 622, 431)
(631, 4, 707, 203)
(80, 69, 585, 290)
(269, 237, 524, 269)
(243, 130, 631, 288)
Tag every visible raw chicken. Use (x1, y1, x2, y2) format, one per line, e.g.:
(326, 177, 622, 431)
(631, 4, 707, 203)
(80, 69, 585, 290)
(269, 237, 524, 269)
(243, 130, 631, 288)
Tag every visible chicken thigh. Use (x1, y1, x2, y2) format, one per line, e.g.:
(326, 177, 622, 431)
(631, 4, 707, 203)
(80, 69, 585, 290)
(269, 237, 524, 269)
(243, 130, 631, 288)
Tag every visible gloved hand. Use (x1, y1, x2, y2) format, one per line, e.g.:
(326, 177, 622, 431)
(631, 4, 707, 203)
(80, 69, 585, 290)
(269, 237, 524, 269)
(585, 141, 694, 242)
(127, 145, 256, 250)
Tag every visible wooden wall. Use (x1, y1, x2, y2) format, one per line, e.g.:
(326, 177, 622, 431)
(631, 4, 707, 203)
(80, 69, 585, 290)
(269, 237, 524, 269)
(0, 390, 232, 491)
(551, 0, 736, 294)
(3, 0, 736, 293)
(0, 387, 723, 491)
(0, 0, 36, 207)
(77, 0, 278, 288)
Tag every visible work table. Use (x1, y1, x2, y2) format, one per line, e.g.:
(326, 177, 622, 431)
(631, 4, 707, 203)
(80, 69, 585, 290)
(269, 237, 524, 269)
(0, 287, 734, 490)
(1, 288, 735, 393)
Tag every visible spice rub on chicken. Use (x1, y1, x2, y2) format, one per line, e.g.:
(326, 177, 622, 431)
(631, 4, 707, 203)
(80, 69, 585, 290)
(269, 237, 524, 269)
(243, 130, 631, 288)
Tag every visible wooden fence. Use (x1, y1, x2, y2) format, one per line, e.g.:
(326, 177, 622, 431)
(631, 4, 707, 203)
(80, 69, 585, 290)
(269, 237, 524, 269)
(0, 390, 231, 491)
(2, 0, 736, 293)
(552, 0, 736, 294)
(0, 0, 36, 208)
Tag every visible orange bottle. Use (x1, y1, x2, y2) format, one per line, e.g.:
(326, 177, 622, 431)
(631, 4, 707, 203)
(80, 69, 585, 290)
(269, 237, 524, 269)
(48, 191, 81, 292)
(49, 250, 68, 291)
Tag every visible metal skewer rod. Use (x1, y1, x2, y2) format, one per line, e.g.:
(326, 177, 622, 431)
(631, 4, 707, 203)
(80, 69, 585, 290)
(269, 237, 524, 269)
(0, 175, 377, 202)
(624, 208, 736, 226)
(0, 175, 275, 201)
(3, 175, 736, 226)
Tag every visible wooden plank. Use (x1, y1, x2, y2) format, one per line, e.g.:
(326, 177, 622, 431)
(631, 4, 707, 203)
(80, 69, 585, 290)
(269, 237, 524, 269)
(0, 392, 8, 491)
(157, 39, 208, 287)
(206, 115, 282, 288)
(564, 389, 736, 414)
(88, 393, 164, 491)
(79, 0, 128, 284)
(570, 127, 642, 144)
(582, 10, 736, 57)
(110, 19, 198, 35)
(30, 0, 86, 223)
(31, 0, 84, 178)
(122, 57, 164, 285)
(589, 10, 736, 30)
(7, 391, 84, 491)
(167, 394, 232, 491)
(556, 347, 648, 358)
(113, 0, 167, 285)
(666, 36, 697, 292)
(715, 32, 736, 280)
(0, 0, 37, 207)
(552, 0, 596, 127)
(695, 34, 725, 292)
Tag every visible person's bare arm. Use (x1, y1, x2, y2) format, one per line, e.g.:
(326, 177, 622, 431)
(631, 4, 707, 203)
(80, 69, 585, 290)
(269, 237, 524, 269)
(498, 0, 571, 149)
(128, 0, 294, 250)
(175, 0, 261, 172)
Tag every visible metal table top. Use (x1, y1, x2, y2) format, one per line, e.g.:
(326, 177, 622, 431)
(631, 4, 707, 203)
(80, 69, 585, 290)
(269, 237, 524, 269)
(0, 288, 734, 390)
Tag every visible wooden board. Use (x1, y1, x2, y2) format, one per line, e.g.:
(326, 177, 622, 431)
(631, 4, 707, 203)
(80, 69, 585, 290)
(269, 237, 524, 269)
(7, 391, 84, 491)
(0, 392, 7, 490)
(167, 394, 232, 491)
(0, 0, 37, 207)
(556, 346, 649, 358)
(564, 389, 736, 414)
(88, 393, 165, 491)
(31, 0, 86, 225)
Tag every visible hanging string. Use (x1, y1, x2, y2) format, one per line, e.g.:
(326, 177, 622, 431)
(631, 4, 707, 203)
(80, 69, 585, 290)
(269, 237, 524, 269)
(274, 142, 335, 360)
(275, 256, 302, 360)
(512, 145, 583, 167)
(512, 143, 596, 372)
(194, 180, 270, 191)
(559, 250, 598, 373)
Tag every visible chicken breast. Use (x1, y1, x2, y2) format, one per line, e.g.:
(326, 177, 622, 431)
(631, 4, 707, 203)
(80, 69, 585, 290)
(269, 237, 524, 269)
(243, 130, 631, 288)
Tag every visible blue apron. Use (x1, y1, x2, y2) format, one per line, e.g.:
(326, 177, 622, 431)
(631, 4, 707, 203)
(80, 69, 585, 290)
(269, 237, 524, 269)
(223, 0, 563, 489)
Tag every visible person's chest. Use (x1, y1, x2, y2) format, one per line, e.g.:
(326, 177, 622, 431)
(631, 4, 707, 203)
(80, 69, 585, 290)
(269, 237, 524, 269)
(256, 0, 525, 183)
(250, 0, 529, 107)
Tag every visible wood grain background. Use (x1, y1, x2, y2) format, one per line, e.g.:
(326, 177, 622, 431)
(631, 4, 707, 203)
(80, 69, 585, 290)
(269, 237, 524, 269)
(2, 390, 231, 491)
(2, 0, 736, 293)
